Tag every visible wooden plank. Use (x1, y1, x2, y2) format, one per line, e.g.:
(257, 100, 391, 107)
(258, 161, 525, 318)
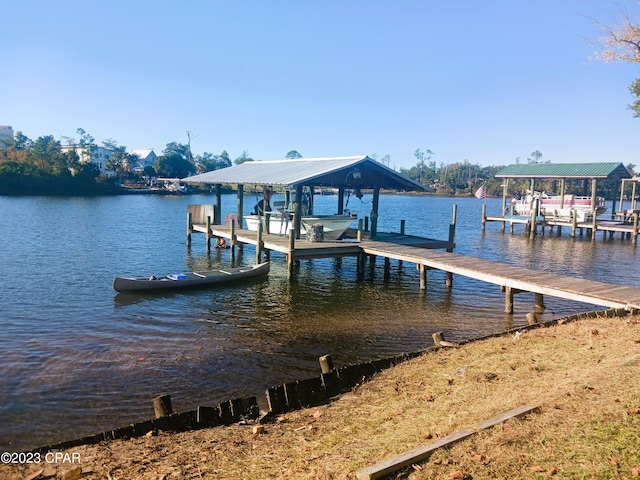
(356, 405, 538, 480)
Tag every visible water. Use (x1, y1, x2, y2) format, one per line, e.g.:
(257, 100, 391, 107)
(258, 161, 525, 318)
(0, 193, 637, 451)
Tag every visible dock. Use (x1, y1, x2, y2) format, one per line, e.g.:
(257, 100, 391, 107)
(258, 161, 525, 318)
(189, 220, 640, 314)
(483, 208, 640, 243)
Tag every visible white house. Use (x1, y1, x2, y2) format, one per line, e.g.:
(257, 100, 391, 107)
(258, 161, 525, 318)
(129, 149, 157, 172)
(61, 145, 114, 175)
(0, 125, 14, 148)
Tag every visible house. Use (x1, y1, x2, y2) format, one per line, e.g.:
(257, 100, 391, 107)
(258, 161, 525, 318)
(60, 145, 114, 175)
(0, 125, 14, 148)
(129, 149, 157, 172)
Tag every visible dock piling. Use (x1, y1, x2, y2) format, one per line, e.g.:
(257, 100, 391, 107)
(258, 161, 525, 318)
(319, 355, 334, 374)
(504, 286, 514, 314)
(153, 395, 173, 418)
(186, 211, 193, 248)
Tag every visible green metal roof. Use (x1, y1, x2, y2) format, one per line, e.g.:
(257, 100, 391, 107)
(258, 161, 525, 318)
(495, 162, 631, 180)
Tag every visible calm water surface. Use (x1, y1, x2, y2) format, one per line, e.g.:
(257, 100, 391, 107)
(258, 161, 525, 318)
(1, 193, 637, 450)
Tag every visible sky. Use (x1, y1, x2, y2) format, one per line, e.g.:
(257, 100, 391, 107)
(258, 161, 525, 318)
(2, 0, 640, 170)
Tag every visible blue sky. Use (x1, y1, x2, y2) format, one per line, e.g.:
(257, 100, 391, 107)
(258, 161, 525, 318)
(3, 1, 639, 169)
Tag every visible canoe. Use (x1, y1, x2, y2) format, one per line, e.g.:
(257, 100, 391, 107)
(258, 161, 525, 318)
(113, 262, 269, 292)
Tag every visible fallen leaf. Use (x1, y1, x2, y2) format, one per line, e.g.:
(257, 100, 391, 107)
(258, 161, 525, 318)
(547, 466, 558, 476)
(449, 471, 464, 480)
(530, 465, 545, 473)
(631, 467, 639, 476)
(628, 408, 640, 415)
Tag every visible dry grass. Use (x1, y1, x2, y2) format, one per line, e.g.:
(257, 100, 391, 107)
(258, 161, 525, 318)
(6, 315, 640, 480)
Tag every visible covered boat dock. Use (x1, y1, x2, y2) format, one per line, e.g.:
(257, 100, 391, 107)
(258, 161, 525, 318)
(180, 157, 640, 314)
(182, 155, 428, 239)
(485, 162, 636, 240)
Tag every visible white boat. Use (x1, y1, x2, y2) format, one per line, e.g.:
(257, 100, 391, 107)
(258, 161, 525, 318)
(512, 192, 606, 222)
(113, 262, 269, 292)
(245, 213, 356, 241)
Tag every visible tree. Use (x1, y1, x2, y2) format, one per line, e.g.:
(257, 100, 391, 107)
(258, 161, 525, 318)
(590, 8, 640, 117)
(155, 153, 196, 178)
(234, 150, 253, 165)
(185, 130, 197, 164)
(413, 148, 435, 185)
(286, 150, 302, 159)
(590, 9, 640, 64)
(163, 142, 189, 159)
(25, 135, 63, 170)
(527, 150, 543, 164)
(195, 151, 232, 173)
(629, 78, 640, 117)
(102, 138, 119, 149)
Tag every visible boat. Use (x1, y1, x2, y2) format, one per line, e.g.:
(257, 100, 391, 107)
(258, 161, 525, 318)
(512, 191, 606, 222)
(112, 262, 269, 292)
(245, 213, 356, 240)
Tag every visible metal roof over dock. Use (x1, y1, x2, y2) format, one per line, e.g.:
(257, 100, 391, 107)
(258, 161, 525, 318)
(495, 162, 631, 180)
(183, 155, 426, 191)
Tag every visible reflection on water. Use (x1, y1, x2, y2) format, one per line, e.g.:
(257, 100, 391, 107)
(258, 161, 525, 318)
(0, 193, 637, 450)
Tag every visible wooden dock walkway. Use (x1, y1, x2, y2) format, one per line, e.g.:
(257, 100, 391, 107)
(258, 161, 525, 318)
(484, 211, 639, 243)
(190, 223, 640, 313)
(362, 242, 640, 312)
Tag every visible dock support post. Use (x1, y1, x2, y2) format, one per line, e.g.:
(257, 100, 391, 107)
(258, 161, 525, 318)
(419, 264, 427, 290)
(237, 184, 244, 251)
(571, 210, 577, 237)
(446, 205, 456, 288)
(529, 208, 537, 239)
(504, 286, 514, 314)
(534, 293, 545, 311)
(256, 222, 263, 264)
(230, 220, 236, 263)
(591, 213, 597, 241)
(400, 219, 405, 235)
(510, 206, 515, 234)
(481, 204, 486, 231)
(357, 252, 366, 280)
(206, 215, 212, 252)
(215, 184, 222, 225)
(371, 186, 380, 237)
(357, 219, 363, 241)
(287, 227, 295, 279)
(187, 211, 193, 248)
(633, 214, 639, 245)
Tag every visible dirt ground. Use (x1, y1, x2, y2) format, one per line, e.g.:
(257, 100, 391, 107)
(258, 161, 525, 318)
(4, 313, 640, 480)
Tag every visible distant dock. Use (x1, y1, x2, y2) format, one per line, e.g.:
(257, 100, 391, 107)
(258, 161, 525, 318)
(482, 204, 639, 243)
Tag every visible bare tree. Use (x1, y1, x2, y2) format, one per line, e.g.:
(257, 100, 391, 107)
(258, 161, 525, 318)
(589, 9, 640, 63)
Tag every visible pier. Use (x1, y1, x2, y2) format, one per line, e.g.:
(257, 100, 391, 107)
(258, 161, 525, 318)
(182, 157, 640, 314)
(188, 215, 640, 314)
(484, 162, 639, 242)
(483, 205, 640, 243)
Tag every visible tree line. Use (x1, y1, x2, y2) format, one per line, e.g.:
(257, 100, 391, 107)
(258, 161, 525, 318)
(0, 128, 634, 199)
(0, 128, 261, 195)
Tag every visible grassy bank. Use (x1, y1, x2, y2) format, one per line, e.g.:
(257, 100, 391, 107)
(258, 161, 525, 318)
(5, 314, 640, 480)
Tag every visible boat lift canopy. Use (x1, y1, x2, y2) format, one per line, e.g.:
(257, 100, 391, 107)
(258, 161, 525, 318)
(183, 155, 426, 237)
(494, 162, 632, 216)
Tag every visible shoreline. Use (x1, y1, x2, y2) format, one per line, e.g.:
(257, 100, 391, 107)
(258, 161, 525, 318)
(31, 308, 620, 454)
(5, 307, 639, 479)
